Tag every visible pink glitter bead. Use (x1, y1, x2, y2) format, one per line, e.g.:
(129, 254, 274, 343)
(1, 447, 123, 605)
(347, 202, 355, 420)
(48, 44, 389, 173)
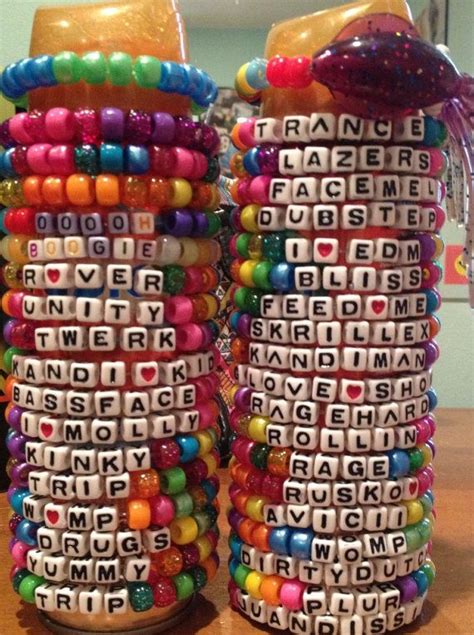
(153, 576, 177, 607)
(8, 513, 22, 534)
(183, 458, 208, 485)
(180, 543, 200, 568)
(74, 108, 100, 145)
(11, 146, 30, 175)
(151, 439, 180, 469)
(125, 110, 152, 144)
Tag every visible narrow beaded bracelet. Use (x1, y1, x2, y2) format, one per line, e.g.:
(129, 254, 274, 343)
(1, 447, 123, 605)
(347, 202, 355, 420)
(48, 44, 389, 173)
(0, 175, 219, 209)
(0, 52, 218, 108)
(4, 109, 221, 154)
(0, 142, 215, 180)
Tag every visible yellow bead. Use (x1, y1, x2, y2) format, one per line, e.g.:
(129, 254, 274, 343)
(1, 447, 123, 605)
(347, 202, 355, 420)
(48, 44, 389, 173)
(201, 452, 218, 476)
(239, 259, 257, 287)
(194, 535, 212, 562)
(248, 234, 263, 260)
(176, 238, 199, 266)
(193, 431, 213, 457)
(169, 178, 192, 207)
(421, 444, 433, 467)
(170, 516, 199, 545)
(245, 570, 265, 599)
(246, 496, 270, 522)
(235, 63, 255, 96)
(240, 204, 260, 232)
(433, 235, 444, 257)
(248, 416, 269, 443)
(403, 500, 424, 525)
(6, 235, 30, 265)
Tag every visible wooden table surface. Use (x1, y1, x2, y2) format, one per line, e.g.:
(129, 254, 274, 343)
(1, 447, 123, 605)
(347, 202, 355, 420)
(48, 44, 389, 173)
(0, 408, 472, 634)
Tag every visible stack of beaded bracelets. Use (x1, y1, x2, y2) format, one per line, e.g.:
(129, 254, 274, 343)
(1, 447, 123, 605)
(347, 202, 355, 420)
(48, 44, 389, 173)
(1, 97, 222, 615)
(227, 111, 444, 635)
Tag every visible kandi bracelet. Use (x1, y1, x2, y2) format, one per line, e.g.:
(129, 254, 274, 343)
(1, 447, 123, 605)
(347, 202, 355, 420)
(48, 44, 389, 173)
(0, 53, 218, 108)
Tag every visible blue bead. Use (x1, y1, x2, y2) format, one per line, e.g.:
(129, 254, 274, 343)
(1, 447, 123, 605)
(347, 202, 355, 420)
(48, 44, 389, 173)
(387, 449, 410, 478)
(27, 55, 57, 88)
(10, 488, 30, 515)
(427, 388, 438, 411)
(425, 489, 434, 504)
(269, 262, 295, 291)
(74, 286, 104, 298)
(1, 66, 24, 99)
(201, 479, 217, 502)
(0, 150, 15, 177)
(12, 58, 38, 90)
(423, 116, 441, 146)
(228, 558, 239, 577)
(423, 289, 440, 314)
(100, 143, 124, 173)
(243, 148, 260, 176)
(158, 62, 189, 94)
(269, 526, 292, 555)
(124, 145, 149, 174)
(228, 534, 243, 561)
(229, 311, 242, 331)
(246, 58, 268, 90)
(411, 570, 429, 595)
(176, 435, 199, 463)
(289, 529, 313, 559)
(184, 65, 206, 97)
(16, 519, 39, 546)
(0, 208, 9, 233)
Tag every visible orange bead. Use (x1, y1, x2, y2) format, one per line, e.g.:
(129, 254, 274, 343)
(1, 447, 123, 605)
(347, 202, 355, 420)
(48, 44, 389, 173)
(238, 518, 258, 544)
(23, 176, 44, 205)
(4, 375, 17, 401)
(230, 153, 247, 178)
(96, 174, 120, 206)
(260, 575, 284, 606)
(152, 546, 183, 576)
(149, 177, 171, 207)
(129, 469, 160, 498)
(267, 447, 291, 477)
(121, 176, 148, 207)
(127, 499, 151, 530)
(251, 523, 271, 552)
(230, 259, 243, 284)
(230, 337, 249, 363)
(230, 123, 248, 151)
(200, 554, 218, 582)
(234, 491, 250, 515)
(66, 174, 95, 206)
(42, 176, 67, 206)
(229, 180, 242, 205)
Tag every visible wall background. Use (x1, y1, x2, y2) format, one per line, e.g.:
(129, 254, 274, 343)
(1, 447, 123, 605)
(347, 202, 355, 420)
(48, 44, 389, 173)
(0, 0, 472, 407)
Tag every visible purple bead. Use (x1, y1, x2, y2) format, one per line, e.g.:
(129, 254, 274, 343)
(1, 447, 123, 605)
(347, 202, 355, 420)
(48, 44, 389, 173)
(11, 462, 33, 488)
(163, 209, 193, 237)
(192, 211, 209, 237)
(125, 110, 152, 144)
(8, 537, 17, 553)
(423, 341, 439, 368)
(174, 116, 200, 147)
(395, 575, 418, 603)
(200, 124, 220, 155)
(228, 508, 243, 532)
(427, 438, 436, 458)
(0, 119, 15, 147)
(7, 484, 18, 504)
(6, 405, 23, 431)
(3, 319, 15, 345)
(237, 313, 252, 338)
(234, 387, 252, 410)
(6, 432, 29, 461)
(100, 107, 125, 142)
(151, 112, 176, 144)
(259, 144, 279, 174)
(418, 234, 436, 262)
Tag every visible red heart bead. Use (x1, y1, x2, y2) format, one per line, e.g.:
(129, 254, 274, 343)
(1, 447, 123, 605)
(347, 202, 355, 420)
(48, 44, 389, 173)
(372, 300, 386, 314)
(46, 510, 59, 525)
(409, 481, 418, 495)
(317, 243, 333, 257)
(47, 269, 60, 283)
(347, 385, 362, 400)
(141, 367, 156, 382)
(40, 423, 53, 438)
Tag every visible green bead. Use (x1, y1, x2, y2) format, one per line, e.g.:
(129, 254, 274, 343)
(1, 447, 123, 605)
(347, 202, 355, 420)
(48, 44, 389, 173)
(435, 122, 448, 147)
(173, 572, 195, 600)
(52, 51, 82, 83)
(403, 525, 422, 552)
(3, 347, 25, 372)
(172, 492, 194, 517)
(133, 55, 162, 88)
(233, 564, 251, 589)
(246, 290, 263, 316)
(81, 52, 107, 84)
(193, 511, 211, 535)
(108, 52, 133, 86)
(205, 212, 221, 237)
(203, 503, 218, 526)
(262, 232, 285, 262)
(188, 565, 207, 591)
(18, 574, 44, 603)
(191, 102, 207, 116)
(12, 569, 30, 594)
(236, 233, 251, 258)
(417, 518, 433, 543)
(419, 493, 433, 515)
(408, 448, 424, 471)
(253, 261, 273, 290)
(128, 582, 154, 612)
(420, 562, 436, 586)
(203, 157, 220, 183)
(251, 443, 270, 469)
(160, 467, 186, 495)
(163, 265, 185, 294)
(234, 286, 250, 310)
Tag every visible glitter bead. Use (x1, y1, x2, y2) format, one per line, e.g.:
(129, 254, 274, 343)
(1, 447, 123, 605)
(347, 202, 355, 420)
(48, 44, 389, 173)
(188, 565, 207, 591)
(129, 469, 160, 498)
(74, 108, 100, 145)
(152, 439, 180, 469)
(174, 117, 200, 148)
(9, 513, 22, 535)
(153, 576, 177, 607)
(0, 119, 14, 147)
(163, 265, 185, 295)
(125, 110, 152, 144)
(180, 543, 200, 569)
(259, 144, 279, 174)
(11, 146, 30, 175)
(152, 547, 183, 577)
(12, 568, 30, 593)
(200, 125, 220, 154)
(250, 444, 270, 469)
(74, 144, 99, 175)
(267, 447, 291, 476)
(128, 582, 154, 612)
(183, 458, 208, 485)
